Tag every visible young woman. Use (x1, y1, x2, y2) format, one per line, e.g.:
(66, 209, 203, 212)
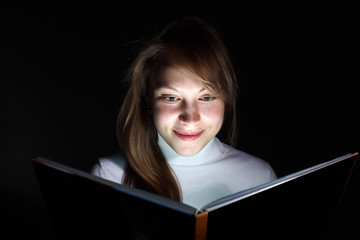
(92, 16, 276, 208)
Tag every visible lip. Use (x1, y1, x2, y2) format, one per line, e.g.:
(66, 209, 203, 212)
(173, 130, 204, 141)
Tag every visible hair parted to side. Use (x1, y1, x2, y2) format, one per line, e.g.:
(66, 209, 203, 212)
(117, 16, 238, 201)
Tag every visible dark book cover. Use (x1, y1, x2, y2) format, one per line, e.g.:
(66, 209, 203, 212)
(33, 152, 358, 239)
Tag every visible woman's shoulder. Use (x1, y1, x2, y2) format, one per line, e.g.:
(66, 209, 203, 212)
(91, 151, 127, 184)
(217, 140, 277, 181)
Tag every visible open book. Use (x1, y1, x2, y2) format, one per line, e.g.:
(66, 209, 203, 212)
(33, 152, 358, 240)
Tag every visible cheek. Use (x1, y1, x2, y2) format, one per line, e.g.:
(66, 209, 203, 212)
(152, 101, 225, 129)
(200, 103, 225, 125)
(153, 105, 179, 128)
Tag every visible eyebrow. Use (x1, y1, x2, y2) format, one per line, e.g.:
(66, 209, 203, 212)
(158, 86, 206, 93)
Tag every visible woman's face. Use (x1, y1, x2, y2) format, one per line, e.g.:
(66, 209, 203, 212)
(151, 65, 225, 156)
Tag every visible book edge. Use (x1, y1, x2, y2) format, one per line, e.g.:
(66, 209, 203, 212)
(202, 153, 358, 212)
(33, 157, 198, 215)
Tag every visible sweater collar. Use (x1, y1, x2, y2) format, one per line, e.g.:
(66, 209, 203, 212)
(157, 133, 223, 166)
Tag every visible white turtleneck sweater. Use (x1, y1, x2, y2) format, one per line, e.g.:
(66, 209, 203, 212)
(92, 135, 277, 209)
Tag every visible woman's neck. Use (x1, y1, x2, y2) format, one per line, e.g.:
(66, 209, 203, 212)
(157, 133, 222, 166)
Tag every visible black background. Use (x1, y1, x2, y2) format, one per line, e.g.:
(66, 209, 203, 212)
(1, 3, 358, 238)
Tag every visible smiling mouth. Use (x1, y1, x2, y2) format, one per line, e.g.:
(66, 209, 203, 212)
(173, 130, 204, 141)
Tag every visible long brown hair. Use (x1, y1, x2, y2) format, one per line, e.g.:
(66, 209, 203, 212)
(117, 17, 238, 201)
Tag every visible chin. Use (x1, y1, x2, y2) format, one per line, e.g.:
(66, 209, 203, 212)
(172, 142, 204, 157)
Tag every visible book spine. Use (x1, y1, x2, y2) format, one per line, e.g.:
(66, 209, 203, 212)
(195, 211, 208, 240)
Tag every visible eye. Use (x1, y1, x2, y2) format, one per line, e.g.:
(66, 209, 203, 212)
(161, 96, 181, 103)
(199, 96, 217, 102)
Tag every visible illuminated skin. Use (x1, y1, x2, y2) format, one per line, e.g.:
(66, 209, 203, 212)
(152, 66, 225, 156)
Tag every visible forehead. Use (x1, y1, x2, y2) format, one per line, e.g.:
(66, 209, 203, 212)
(154, 65, 204, 91)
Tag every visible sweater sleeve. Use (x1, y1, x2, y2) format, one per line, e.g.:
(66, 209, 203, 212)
(91, 152, 127, 184)
(265, 162, 277, 181)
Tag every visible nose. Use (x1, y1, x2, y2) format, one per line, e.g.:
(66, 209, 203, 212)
(178, 102, 201, 126)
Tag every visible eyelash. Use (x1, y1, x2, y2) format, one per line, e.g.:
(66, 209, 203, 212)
(200, 96, 217, 102)
(160, 96, 217, 103)
(161, 96, 181, 103)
